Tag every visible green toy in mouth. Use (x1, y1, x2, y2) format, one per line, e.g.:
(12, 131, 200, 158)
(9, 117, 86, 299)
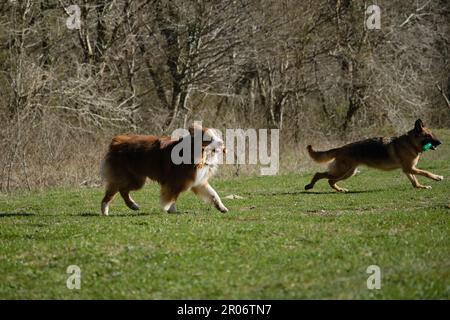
(422, 142, 433, 152)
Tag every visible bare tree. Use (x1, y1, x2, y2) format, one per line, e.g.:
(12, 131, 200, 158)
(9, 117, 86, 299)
(137, 0, 251, 130)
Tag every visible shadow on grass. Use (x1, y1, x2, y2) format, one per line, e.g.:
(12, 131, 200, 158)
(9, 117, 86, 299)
(301, 189, 385, 195)
(0, 212, 35, 218)
(77, 211, 159, 217)
(252, 189, 385, 196)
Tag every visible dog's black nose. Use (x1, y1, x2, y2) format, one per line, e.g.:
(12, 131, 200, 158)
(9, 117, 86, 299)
(435, 140, 442, 146)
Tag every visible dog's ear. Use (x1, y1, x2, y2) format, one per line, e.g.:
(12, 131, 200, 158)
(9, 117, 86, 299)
(189, 123, 209, 135)
(188, 124, 202, 136)
(188, 124, 212, 147)
(414, 119, 424, 133)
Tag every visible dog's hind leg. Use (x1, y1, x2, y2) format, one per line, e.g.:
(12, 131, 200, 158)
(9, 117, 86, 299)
(328, 180, 349, 192)
(120, 190, 140, 211)
(119, 176, 145, 211)
(325, 161, 357, 192)
(305, 172, 334, 190)
(101, 185, 118, 216)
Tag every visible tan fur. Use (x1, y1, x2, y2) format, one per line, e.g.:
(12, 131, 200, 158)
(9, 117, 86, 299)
(305, 119, 443, 192)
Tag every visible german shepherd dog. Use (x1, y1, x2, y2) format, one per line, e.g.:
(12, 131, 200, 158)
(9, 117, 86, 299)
(305, 119, 443, 192)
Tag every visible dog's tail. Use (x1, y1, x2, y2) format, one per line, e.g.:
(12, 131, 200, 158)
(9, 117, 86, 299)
(99, 155, 109, 181)
(100, 136, 123, 180)
(306, 145, 338, 163)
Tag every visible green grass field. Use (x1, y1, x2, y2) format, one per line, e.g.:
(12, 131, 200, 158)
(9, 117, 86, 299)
(1, 132, 449, 299)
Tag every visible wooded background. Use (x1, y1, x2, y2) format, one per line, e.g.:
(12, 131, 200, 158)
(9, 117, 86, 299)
(1, 0, 449, 191)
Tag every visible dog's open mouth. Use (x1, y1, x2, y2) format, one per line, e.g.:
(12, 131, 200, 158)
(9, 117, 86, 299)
(421, 140, 441, 152)
(423, 141, 441, 151)
(431, 141, 442, 150)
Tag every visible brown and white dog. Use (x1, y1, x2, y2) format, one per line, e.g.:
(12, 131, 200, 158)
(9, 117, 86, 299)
(100, 124, 228, 215)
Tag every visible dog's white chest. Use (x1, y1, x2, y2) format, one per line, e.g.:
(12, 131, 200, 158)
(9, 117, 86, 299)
(193, 166, 210, 187)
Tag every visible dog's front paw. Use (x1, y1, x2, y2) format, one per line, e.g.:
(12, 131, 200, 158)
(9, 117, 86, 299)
(419, 185, 432, 189)
(129, 203, 140, 211)
(167, 203, 177, 213)
(101, 203, 109, 216)
(219, 206, 229, 213)
(434, 175, 444, 181)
